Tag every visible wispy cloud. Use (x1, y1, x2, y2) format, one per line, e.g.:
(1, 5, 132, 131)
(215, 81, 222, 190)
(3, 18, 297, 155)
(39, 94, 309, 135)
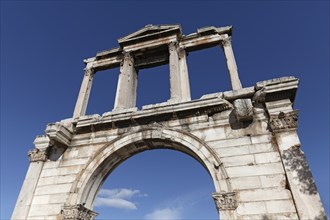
(144, 188, 210, 219)
(145, 208, 181, 220)
(95, 188, 147, 210)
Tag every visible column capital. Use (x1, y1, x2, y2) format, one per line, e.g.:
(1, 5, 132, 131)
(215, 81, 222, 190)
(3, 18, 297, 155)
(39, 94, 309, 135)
(120, 51, 134, 67)
(168, 41, 178, 50)
(221, 37, 232, 47)
(269, 110, 299, 132)
(61, 204, 98, 220)
(28, 148, 48, 162)
(212, 192, 238, 210)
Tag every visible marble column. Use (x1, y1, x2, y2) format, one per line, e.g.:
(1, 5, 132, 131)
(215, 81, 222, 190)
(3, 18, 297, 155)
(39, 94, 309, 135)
(73, 64, 94, 118)
(169, 42, 181, 102)
(169, 42, 191, 103)
(221, 37, 242, 90)
(113, 52, 138, 110)
(178, 48, 191, 102)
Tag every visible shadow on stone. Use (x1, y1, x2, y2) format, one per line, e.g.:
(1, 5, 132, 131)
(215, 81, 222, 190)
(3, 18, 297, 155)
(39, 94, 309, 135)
(282, 146, 318, 195)
(229, 110, 252, 130)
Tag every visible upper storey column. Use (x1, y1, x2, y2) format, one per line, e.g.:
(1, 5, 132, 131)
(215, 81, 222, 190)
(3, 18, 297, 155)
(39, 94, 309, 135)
(73, 63, 94, 118)
(113, 52, 138, 110)
(221, 37, 242, 90)
(169, 42, 191, 103)
(178, 48, 191, 102)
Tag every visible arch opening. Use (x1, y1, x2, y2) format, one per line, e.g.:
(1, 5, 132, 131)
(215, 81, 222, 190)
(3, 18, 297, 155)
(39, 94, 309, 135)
(93, 149, 219, 219)
(68, 128, 232, 219)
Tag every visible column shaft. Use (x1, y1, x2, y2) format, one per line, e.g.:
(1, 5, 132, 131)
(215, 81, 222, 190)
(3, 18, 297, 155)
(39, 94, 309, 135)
(114, 52, 138, 110)
(178, 48, 191, 102)
(73, 65, 94, 118)
(169, 42, 182, 102)
(221, 37, 242, 90)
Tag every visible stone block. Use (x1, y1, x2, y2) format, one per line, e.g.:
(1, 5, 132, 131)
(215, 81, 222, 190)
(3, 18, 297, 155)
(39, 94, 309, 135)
(28, 204, 62, 217)
(266, 200, 297, 213)
(35, 183, 72, 195)
(40, 165, 81, 177)
(275, 131, 301, 151)
(222, 155, 255, 167)
(260, 174, 286, 188)
(226, 163, 284, 178)
(208, 136, 252, 149)
(191, 126, 226, 142)
(251, 134, 272, 144)
(249, 143, 275, 154)
(231, 176, 262, 190)
(32, 195, 50, 205)
(216, 146, 250, 157)
(38, 175, 77, 186)
(238, 188, 292, 202)
(254, 152, 281, 164)
(236, 201, 267, 215)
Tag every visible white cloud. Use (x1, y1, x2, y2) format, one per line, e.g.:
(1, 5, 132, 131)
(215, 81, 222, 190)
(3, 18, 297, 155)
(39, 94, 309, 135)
(94, 197, 137, 210)
(145, 208, 181, 220)
(95, 188, 147, 210)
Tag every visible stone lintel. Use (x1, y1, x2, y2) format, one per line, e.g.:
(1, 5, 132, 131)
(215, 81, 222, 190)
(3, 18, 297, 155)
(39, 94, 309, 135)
(269, 110, 299, 132)
(61, 204, 98, 220)
(212, 192, 238, 210)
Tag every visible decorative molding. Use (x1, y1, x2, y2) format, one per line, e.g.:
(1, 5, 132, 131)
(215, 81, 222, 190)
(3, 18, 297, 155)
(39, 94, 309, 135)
(212, 192, 237, 210)
(61, 204, 98, 220)
(221, 37, 232, 47)
(270, 110, 298, 132)
(28, 148, 48, 162)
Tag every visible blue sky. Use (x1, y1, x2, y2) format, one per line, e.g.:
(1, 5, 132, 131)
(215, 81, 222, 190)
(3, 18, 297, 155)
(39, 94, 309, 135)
(1, 1, 329, 219)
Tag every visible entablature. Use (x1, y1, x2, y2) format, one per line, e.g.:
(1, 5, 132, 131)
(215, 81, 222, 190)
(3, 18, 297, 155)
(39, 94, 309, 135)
(85, 24, 233, 71)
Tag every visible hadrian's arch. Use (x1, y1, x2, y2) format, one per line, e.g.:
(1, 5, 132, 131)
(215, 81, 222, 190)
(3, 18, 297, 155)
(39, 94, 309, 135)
(12, 24, 326, 220)
(72, 127, 232, 218)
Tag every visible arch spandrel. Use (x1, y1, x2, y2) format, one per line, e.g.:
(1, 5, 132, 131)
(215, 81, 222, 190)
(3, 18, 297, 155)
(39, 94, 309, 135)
(67, 126, 232, 210)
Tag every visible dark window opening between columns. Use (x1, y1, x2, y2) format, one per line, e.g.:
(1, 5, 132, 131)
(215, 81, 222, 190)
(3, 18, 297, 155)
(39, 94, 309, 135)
(187, 47, 231, 99)
(136, 64, 170, 109)
(86, 68, 119, 115)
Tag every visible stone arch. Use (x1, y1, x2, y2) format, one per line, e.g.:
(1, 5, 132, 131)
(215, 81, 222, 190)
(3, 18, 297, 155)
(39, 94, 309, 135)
(67, 126, 233, 217)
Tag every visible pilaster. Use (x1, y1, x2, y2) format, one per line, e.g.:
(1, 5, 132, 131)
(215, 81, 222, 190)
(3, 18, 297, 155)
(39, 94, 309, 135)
(11, 135, 50, 220)
(212, 192, 238, 220)
(266, 101, 327, 220)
